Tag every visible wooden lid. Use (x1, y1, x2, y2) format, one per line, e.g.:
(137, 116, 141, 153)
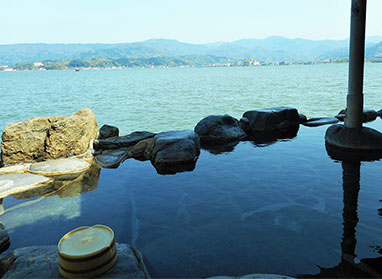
(58, 225, 114, 259)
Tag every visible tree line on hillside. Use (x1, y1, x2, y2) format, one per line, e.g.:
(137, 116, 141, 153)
(9, 55, 235, 70)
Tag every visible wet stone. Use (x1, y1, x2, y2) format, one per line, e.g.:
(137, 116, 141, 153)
(335, 109, 378, 123)
(0, 223, 10, 255)
(95, 148, 132, 168)
(98, 124, 119, 139)
(303, 117, 339, 127)
(151, 130, 200, 174)
(0, 164, 29, 175)
(93, 131, 156, 151)
(0, 243, 150, 278)
(243, 107, 304, 133)
(28, 158, 90, 179)
(0, 173, 51, 199)
(194, 114, 247, 142)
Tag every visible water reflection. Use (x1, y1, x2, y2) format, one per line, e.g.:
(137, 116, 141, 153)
(247, 125, 299, 147)
(12, 163, 100, 200)
(300, 148, 382, 278)
(200, 141, 240, 155)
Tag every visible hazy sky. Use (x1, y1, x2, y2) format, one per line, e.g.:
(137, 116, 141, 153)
(1, 0, 382, 44)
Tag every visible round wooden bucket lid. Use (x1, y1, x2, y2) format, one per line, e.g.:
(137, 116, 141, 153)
(58, 225, 114, 259)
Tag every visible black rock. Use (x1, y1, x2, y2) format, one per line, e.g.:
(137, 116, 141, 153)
(150, 130, 200, 175)
(303, 117, 339, 127)
(243, 107, 303, 133)
(98, 124, 119, 139)
(335, 109, 378, 123)
(239, 117, 250, 134)
(94, 131, 156, 151)
(194, 115, 246, 142)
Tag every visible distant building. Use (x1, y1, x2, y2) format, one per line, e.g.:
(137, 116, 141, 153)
(33, 62, 43, 67)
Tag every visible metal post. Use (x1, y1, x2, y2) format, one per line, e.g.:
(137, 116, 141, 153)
(345, 0, 367, 129)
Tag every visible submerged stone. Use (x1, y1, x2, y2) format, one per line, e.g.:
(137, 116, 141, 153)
(28, 158, 90, 179)
(194, 114, 247, 142)
(0, 173, 51, 199)
(95, 148, 132, 168)
(0, 223, 10, 255)
(12, 164, 101, 200)
(243, 107, 303, 133)
(303, 117, 339, 127)
(0, 243, 150, 279)
(93, 131, 156, 151)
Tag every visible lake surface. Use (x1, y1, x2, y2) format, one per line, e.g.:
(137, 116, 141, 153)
(1, 64, 382, 277)
(1, 64, 382, 135)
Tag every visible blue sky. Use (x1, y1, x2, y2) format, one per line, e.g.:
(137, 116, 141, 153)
(1, 0, 382, 44)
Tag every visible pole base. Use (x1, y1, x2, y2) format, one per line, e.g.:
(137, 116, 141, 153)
(325, 124, 382, 161)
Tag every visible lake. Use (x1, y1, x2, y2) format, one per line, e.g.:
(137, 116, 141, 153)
(0, 64, 382, 278)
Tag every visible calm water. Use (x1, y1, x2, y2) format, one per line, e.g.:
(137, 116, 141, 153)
(1, 64, 382, 135)
(1, 64, 382, 277)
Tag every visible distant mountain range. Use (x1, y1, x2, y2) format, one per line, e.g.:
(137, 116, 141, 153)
(1, 36, 382, 65)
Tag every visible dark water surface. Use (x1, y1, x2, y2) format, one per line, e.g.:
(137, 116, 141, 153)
(1, 120, 382, 277)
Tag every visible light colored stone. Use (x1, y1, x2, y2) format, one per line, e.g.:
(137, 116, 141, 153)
(0, 173, 51, 199)
(1, 243, 150, 279)
(28, 158, 90, 178)
(0, 164, 29, 175)
(1, 109, 97, 165)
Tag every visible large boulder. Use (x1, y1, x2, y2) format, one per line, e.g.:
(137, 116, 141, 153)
(0, 243, 150, 279)
(194, 115, 247, 142)
(243, 107, 304, 133)
(150, 130, 200, 174)
(1, 109, 98, 165)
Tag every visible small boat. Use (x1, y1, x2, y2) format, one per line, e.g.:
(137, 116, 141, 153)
(75, 68, 80, 72)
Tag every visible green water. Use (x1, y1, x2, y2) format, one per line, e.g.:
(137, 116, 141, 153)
(1, 64, 382, 135)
